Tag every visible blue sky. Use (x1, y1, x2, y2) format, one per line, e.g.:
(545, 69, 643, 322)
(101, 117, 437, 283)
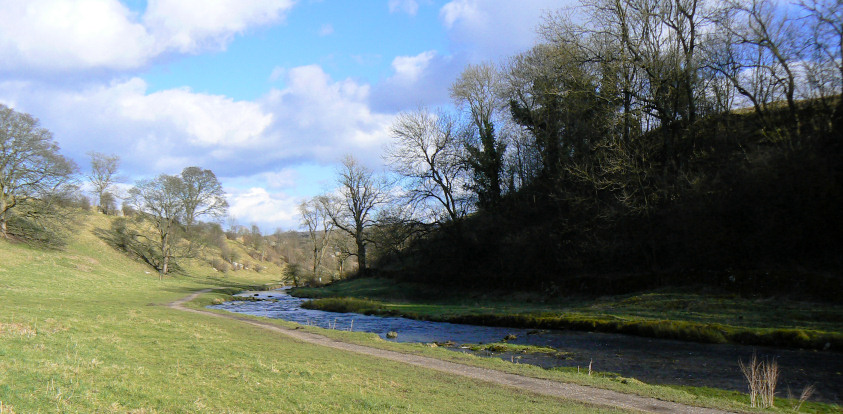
(0, 0, 569, 231)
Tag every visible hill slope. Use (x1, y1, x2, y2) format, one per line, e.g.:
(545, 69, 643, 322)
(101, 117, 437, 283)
(0, 212, 618, 413)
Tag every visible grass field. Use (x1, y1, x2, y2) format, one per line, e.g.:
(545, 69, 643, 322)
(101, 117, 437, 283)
(0, 213, 629, 413)
(292, 278, 843, 350)
(2, 212, 840, 413)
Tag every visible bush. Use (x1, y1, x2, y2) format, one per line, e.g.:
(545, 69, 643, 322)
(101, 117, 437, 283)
(219, 242, 238, 264)
(121, 203, 136, 217)
(211, 258, 229, 273)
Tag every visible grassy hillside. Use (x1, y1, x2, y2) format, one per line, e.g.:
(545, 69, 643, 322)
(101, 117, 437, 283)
(0, 211, 626, 413)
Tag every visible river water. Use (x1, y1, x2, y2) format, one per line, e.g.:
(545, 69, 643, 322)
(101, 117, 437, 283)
(209, 289, 843, 404)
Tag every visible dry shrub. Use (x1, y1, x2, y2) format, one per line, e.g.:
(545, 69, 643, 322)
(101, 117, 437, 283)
(788, 384, 816, 412)
(739, 351, 779, 408)
(0, 401, 16, 414)
(210, 258, 229, 273)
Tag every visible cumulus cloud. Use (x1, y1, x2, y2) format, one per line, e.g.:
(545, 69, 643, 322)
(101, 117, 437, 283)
(391, 50, 437, 83)
(261, 65, 394, 166)
(144, 0, 293, 53)
(0, 77, 274, 175)
(0, 0, 294, 75)
(226, 187, 300, 231)
(370, 50, 464, 111)
(0, 63, 393, 176)
(440, 0, 571, 59)
(0, 0, 154, 73)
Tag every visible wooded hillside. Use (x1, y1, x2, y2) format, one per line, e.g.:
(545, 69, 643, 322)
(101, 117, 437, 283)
(369, 0, 843, 297)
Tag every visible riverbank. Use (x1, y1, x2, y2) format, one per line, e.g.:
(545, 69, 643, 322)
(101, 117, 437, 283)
(213, 288, 843, 408)
(291, 278, 843, 351)
(180, 290, 735, 414)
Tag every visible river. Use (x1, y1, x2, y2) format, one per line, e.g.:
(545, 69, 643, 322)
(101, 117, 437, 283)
(208, 289, 843, 404)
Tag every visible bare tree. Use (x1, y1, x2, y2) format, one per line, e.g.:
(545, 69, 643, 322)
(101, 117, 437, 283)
(324, 155, 386, 276)
(709, 0, 807, 140)
(129, 174, 185, 278)
(299, 195, 335, 278)
(86, 152, 120, 214)
(451, 62, 506, 207)
(0, 104, 77, 239)
(799, 0, 843, 134)
(179, 166, 228, 228)
(386, 108, 470, 223)
(369, 201, 426, 267)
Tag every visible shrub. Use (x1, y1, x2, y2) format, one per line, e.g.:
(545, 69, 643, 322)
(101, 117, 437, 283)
(121, 203, 135, 217)
(211, 258, 229, 273)
(739, 352, 778, 408)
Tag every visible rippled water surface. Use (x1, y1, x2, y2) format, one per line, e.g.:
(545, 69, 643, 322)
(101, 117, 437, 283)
(209, 289, 843, 403)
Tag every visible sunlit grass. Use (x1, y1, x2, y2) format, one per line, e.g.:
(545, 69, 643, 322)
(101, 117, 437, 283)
(194, 293, 843, 414)
(0, 212, 627, 413)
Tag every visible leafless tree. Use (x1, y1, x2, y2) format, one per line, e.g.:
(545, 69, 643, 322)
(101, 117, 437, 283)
(798, 0, 843, 133)
(299, 195, 335, 278)
(709, 0, 807, 141)
(86, 151, 120, 214)
(179, 166, 228, 228)
(324, 155, 386, 276)
(129, 174, 185, 278)
(386, 108, 470, 223)
(451, 62, 506, 207)
(0, 104, 77, 239)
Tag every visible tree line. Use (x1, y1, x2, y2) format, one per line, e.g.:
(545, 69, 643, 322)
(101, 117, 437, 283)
(0, 102, 235, 278)
(304, 0, 842, 294)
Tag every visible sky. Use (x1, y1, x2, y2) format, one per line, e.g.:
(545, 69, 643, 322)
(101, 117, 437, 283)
(0, 0, 570, 232)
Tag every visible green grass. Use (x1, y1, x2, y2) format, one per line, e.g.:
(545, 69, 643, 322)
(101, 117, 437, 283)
(293, 278, 843, 351)
(465, 342, 569, 358)
(0, 212, 630, 413)
(192, 292, 843, 414)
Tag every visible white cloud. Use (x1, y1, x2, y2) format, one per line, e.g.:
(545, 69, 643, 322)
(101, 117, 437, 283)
(227, 187, 300, 231)
(390, 50, 437, 83)
(319, 23, 334, 36)
(439, 0, 570, 59)
(224, 169, 301, 191)
(0, 77, 274, 175)
(0, 63, 393, 177)
(0, 0, 295, 75)
(440, 0, 479, 27)
(143, 0, 293, 53)
(0, 0, 155, 73)
(370, 50, 463, 111)
(388, 0, 419, 15)
(261, 65, 394, 164)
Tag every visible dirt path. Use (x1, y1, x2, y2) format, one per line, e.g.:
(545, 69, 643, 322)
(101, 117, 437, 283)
(169, 289, 735, 414)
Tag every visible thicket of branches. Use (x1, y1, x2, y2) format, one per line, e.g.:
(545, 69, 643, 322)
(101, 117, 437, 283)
(367, 0, 842, 295)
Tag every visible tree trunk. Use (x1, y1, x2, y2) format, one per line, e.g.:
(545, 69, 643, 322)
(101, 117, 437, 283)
(0, 197, 7, 238)
(160, 223, 170, 280)
(356, 236, 366, 276)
